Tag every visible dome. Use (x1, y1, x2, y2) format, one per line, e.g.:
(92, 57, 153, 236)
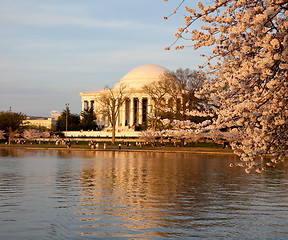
(114, 64, 169, 90)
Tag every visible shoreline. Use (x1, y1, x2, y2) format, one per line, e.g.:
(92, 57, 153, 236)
(0, 145, 235, 155)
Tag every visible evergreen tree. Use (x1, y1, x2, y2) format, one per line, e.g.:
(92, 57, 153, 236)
(80, 107, 98, 131)
(56, 107, 80, 131)
(0, 110, 26, 132)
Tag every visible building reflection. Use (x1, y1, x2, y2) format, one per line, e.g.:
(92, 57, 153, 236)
(1, 149, 288, 238)
(77, 151, 241, 237)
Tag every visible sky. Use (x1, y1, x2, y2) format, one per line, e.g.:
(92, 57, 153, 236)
(0, 0, 204, 117)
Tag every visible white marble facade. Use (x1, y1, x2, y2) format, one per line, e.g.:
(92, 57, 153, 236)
(80, 64, 169, 130)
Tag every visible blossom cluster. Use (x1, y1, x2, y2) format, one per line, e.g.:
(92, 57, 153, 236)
(23, 129, 50, 140)
(161, 0, 288, 173)
(0, 130, 5, 140)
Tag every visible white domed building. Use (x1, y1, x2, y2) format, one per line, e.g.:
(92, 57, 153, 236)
(80, 64, 170, 131)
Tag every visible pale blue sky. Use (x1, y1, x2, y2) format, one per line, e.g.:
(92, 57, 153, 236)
(0, 0, 204, 116)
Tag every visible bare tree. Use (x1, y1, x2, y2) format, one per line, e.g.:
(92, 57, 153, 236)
(142, 69, 209, 131)
(97, 85, 127, 144)
(142, 80, 172, 131)
(161, 69, 209, 120)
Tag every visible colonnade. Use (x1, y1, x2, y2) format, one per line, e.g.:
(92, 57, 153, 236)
(82, 100, 94, 112)
(82, 96, 183, 130)
(119, 97, 150, 128)
(82, 97, 151, 129)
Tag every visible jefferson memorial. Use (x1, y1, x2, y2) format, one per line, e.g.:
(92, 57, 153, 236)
(80, 64, 169, 131)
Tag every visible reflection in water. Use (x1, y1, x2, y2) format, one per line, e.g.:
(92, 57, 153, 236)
(0, 149, 288, 239)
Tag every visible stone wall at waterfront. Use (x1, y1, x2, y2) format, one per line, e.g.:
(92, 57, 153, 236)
(64, 130, 141, 138)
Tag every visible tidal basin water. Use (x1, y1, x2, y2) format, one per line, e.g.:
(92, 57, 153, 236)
(1, 149, 288, 240)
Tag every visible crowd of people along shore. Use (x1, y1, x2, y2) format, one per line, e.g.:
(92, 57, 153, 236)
(0, 138, 231, 150)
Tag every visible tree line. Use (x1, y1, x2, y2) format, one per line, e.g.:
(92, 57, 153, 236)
(0, 107, 98, 141)
(55, 106, 98, 131)
(0, 68, 210, 143)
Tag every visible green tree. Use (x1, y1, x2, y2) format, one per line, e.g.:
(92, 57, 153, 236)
(56, 107, 80, 131)
(80, 107, 98, 131)
(0, 110, 26, 132)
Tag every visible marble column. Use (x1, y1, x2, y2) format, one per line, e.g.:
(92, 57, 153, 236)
(138, 98, 142, 125)
(82, 101, 85, 112)
(147, 98, 152, 116)
(90, 100, 94, 110)
(129, 98, 134, 127)
(125, 100, 130, 126)
(121, 99, 126, 127)
(84, 101, 88, 111)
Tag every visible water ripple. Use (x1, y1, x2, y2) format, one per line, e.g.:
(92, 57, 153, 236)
(0, 150, 288, 239)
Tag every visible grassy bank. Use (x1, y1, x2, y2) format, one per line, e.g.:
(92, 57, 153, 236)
(0, 140, 233, 154)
